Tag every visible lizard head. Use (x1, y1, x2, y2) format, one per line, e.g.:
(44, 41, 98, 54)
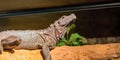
(53, 13, 76, 39)
(57, 13, 76, 27)
(1, 36, 22, 49)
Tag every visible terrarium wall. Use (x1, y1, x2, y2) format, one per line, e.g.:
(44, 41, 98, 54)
(0, 7, 119, 38)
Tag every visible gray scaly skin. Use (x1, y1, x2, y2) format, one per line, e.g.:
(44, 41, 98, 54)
(0, 36, 22, 53)
(0, 14, 76, 60)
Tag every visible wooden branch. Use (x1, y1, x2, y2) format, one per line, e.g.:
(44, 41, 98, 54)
(0, 43, 120, 60)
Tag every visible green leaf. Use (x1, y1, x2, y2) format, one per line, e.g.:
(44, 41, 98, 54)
(60, 37, 67, 43)
(56, 23, 88, 46)
(56, 37, 67, 46)
(68, 33, 87, 46)
(56, 42, 66, 46)
(72, 41, 80, 46)
(69, 33, 82, 42)
(66, 24, 75, 35)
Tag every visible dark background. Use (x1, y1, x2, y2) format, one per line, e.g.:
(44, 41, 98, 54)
(0, 0, 119, 38)
(0, 7, 120, 38)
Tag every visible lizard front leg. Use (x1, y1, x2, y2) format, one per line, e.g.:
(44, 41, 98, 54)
(0, 47, 3, 54)
(41, 44, 51, 60)
(0, 42, 3, 54)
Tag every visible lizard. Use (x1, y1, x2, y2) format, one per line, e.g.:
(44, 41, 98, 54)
(0, 13, 76, 60)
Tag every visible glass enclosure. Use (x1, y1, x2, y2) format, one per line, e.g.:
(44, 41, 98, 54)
(0, 7, 119, 38)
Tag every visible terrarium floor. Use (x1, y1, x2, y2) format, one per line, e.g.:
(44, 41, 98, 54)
(0, 43, 120, 60)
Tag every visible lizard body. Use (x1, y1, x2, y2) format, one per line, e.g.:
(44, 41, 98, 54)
(0, 14, 76, 60)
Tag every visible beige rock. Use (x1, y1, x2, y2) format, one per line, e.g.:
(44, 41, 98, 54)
(51, 43, 120, 60)
(0, 43, 120, 60)
(0, 50, 43, 60)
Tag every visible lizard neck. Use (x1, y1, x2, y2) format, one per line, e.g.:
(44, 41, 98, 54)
(52, 24, 67, 43)
(44, 24, 67, 44)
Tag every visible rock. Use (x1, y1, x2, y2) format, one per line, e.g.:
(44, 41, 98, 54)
(51, 43, 120, 60)
(0, 50, 43, 60)
(0, 43, 120, 60)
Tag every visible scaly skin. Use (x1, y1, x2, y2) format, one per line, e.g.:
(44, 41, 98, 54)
(0, 13, 76, 60)
(0, 36, 21, 53)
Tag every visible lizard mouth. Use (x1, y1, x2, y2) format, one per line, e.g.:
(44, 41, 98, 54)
(66, 14, 76, 26)
(64, 13, 76, 26)
(67, 20, 75, 27)
(71, 13, 77, 20)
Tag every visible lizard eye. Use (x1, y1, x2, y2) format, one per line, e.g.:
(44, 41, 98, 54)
(62, 16, 67, 20)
